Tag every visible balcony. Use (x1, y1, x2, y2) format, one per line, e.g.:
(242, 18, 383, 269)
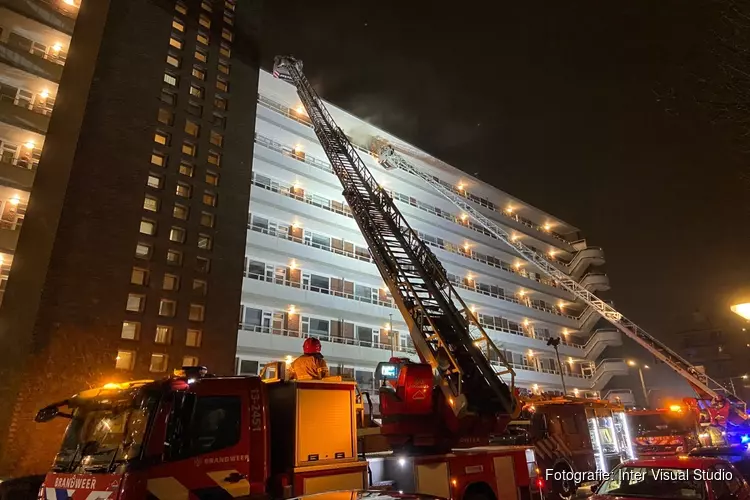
(0, 156, 34, 189)
(589, 358, 629, 390)
(579, 271, 611, 292)
(556, 246, 605, 279)
(0, 226, 20, 252)
(0, 41, 64, 82)
(604, 389, 637, 408)
(0, 96, 50, 134)
(0, 0, 76, 34)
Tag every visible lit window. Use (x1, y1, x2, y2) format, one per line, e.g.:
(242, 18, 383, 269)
(154, 325, 173, 344)
(159, 298, 177, 317)
(192, 66, 206, 81)
(214, 96, 227, 110)
(200, 212, 214, 227)
(140, 219, 156, 236)
(189, 304, 205, 322)
(224, 0, 235, 11)
(157, 108, 173, 125)
(173, 203, 189, 220)
(219, 43, 231, 58)
(126, 293, 145, 313)
(207, 151, 221, 166)
(221, 28, 233, 41)
(205, 171, 219, 186)
(201, 0, 212, 11)
(197, 234, 212, 250)
(151, 152, 166, 167)
(182, 142, 197, 156)
(218, 62, 229, 75)
(190, 85, 205, 99)
(192, 279, 207, 296)
(170, 226, 186, 243)
(115, 350, 135, 370)
(199, 14, 211, 28)
(163, 273, 180, 291)
(185, 120, 200, 137)
(182, 355, 199, 367)
(175, 1, 187, 14)
(149, 353, 169, 372)
(223, 14, 233, 26)
(176, 183, 192, 198)
(161, 90, 176, 105)
(172, 18, 185, 32)
(166, 54, 180, 68)
(121, 321, 140, 340)
(202, 191, 217, 207)
(154, 131, 170, 145)
(131, 267, 148, 285)
(179, 163, 194, 177)
(147, 174, 163, 189)
(197, 32, 209, 45)
(186, 328, 202, 347)
(196, 256, 210, 273)
(143, 195, 159, 212)
(135, 242, 151, 259)
(164, 73, 178, 87)
(215, 78, 228, 92)
(195, 49, 207, 62)
(209, 131, 223, 147)
(169, 37, 183, 50)
(167, 249, 183, 265)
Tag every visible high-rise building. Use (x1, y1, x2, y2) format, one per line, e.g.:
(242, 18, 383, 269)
(0, 0, 260, 476)
(238, 70, 629, 406)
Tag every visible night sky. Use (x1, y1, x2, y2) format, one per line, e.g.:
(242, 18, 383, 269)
(259, 1, 750, 392)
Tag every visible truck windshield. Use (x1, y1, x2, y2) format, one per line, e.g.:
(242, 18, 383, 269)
(52, 392, 158, 473)
(630, 414, 693, 436)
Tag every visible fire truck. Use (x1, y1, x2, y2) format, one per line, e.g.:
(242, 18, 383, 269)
(627, 404, 706, 457)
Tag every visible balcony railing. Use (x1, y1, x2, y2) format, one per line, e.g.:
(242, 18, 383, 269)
(0, 93, 53, 117)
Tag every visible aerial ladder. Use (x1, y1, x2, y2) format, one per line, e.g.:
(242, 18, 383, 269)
(373, 140, 748, 422)
(272, 56, 520, 449)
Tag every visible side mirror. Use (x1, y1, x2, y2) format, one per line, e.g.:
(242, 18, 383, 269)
(35, 405, 59, 423)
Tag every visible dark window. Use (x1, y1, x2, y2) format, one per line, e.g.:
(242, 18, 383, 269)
(247, 260, 265, 276)
(239, 360, 259, 375)
(310, 274, 329, 294)
(243, 307, 262, 326)
(189, 396, 241, 453)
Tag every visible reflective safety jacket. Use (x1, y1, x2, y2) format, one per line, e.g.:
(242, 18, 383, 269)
(289, 353, 329, 380)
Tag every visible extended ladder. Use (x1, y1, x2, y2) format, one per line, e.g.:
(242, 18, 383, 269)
(376, 142, 744, 412)
(272, 56, 516, 419)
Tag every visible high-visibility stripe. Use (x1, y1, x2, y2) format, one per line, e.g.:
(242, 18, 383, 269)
(146, 477, 190, 500)
(205, 470, 250, 498)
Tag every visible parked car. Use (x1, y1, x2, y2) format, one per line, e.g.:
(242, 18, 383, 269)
(690, 445, 750, 480)
(591, 457, 749, 500)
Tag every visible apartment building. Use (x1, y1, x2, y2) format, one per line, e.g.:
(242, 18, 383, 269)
(238, 70, 629, 403)
(0, 0, 260, 476)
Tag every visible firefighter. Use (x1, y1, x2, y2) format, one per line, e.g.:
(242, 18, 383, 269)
(289, 337, 329, 380)
(707, 394, 730, 446)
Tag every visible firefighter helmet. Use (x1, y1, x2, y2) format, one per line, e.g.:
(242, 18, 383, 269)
(303, 337, 322, 354)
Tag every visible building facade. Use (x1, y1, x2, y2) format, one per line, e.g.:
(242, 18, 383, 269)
(0, 0, 260, 476)
(238, 70, 629, 404)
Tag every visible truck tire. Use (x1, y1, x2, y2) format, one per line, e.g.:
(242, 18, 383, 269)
(463, 483, 496, 500)
(549, 464, 576, 500)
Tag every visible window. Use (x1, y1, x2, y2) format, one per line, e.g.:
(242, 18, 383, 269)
(149, 353, 169, 372)
(157, 108, 173, 125)
(164, 73, 178, 87)
(214, 96, 227, 110)
(126, 293, 145, 312)
(150, 152, 166, 167)
(218, 62, 229, 75)
(192, 279, 207, 295)
(161, 90, 176, 105)
(172, 18, 185, 32)
(201, 0, 212, 11)
(115, 350, 135, 370)
(205, 171, 219, 186)
(246, 260, 265, 277)
(170, 226, 186, 243)
(154, 325, 173, 344)
(189, 304, 205, 322)
(140, 219, 156, 236)
(147, 173, 163, 189)
(197, 234, 212, 250)
(186, 329, 202, 347)
(154, 131, 170, 145)
(173, 203, 189, 220)
(192, 66, 206, 81)
(215, 78, 228, 92)
(183, 355, 199, 367)
(169, 37, 183, 50)
(223, 14, 233, 26)
(196, 256, 210, 273)
(310, 274, 329, 293)
(166, 54, 180, 68)
(195, 49, 207, 63)
(221, 28, 233, 42)
(187, 101, 203, 117)
(202, 191, 217, 207)
(185, 120, 200, 137)
(188, 396, 241, 453)
(219, 43, 231, 58)
(239, 360, 257, 375)
(121, 321, 140, 340)
(199, 14, 211, 28)
(131, 267, 148, 285)
(159, 298, 177, 317)
(190, 85, 204, 99)
(175, 1, 187, 14)
(212, 113, 226, 129)
(197, 32, 209, 45)
(163, 273, 180, 291)
(143, 195, 159, 212)
(225, 0, 235, 11)
(200, 212, 214, 227)
(167, 249, 183, 265)
(176, 182, 192, 198)
(179, 162, 194, 177)
(209, 131, 223, 147)
(207, 151, 221, 166)
(308, 318, 330, 338)
(182, 141, 197, 156)
(135, 242, 152, 259)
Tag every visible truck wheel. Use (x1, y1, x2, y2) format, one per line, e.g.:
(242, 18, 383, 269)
(550, 464, 576, 500)
(463, 484, 496, 500)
